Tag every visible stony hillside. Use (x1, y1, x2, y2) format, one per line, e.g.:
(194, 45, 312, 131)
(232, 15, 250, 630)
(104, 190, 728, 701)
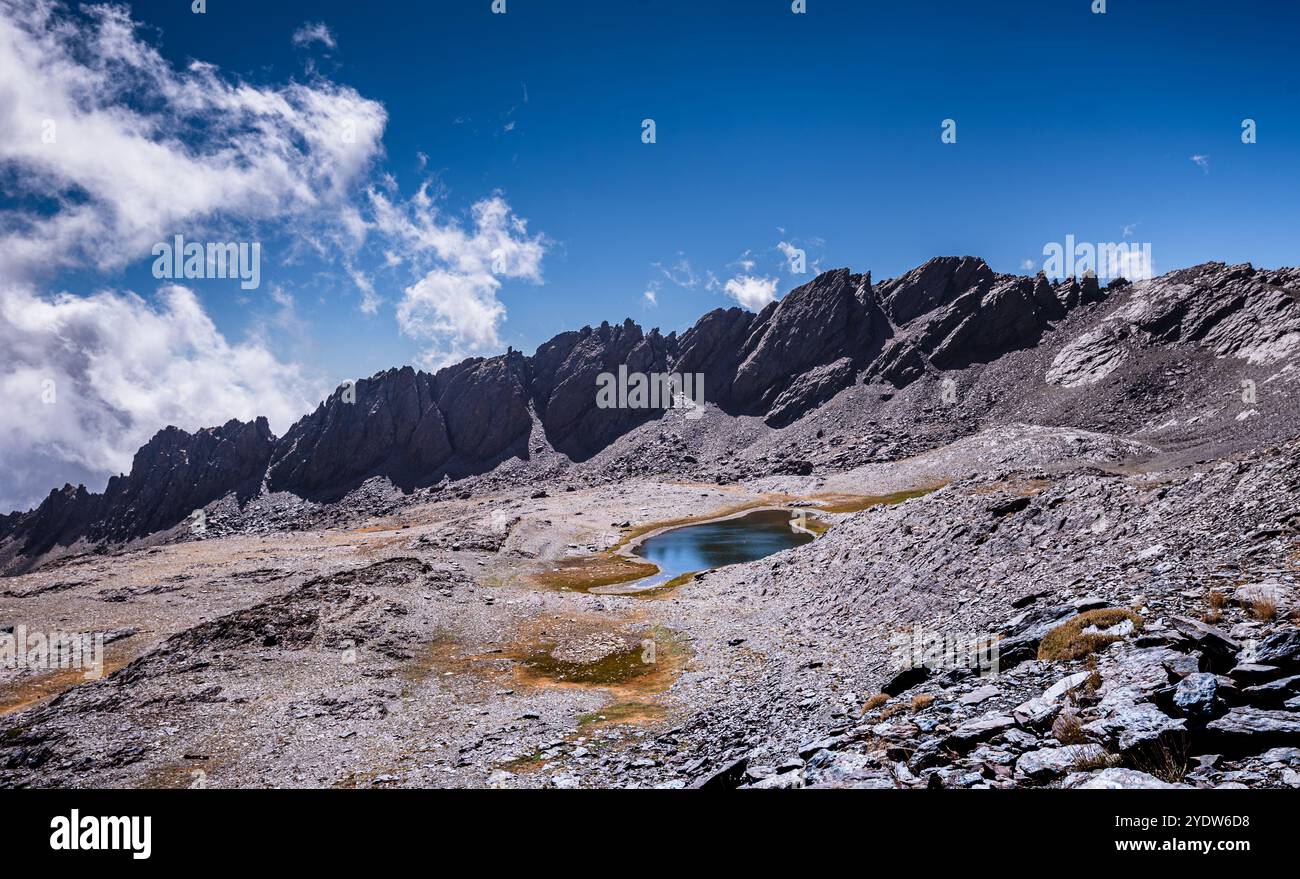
(4, 258, 1298, 577)
(639, 434, 1300, 789)
(2, 256, 1299, 790)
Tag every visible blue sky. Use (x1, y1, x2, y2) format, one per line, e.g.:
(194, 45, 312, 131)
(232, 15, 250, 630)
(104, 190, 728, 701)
(1, 0, 1298, 510)
(119, 0, 1300, 378)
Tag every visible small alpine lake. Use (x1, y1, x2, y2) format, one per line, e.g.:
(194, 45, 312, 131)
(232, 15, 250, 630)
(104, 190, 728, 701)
(609, 508, 814, 593)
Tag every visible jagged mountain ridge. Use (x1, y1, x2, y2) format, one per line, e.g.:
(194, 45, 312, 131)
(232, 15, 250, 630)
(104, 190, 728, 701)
(3, 256, 1298, 571)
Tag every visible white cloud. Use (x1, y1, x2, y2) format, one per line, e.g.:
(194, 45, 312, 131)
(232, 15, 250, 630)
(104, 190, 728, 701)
(0, 2, 385, 283)
(292, 21, 337, 50)
(0, 1, 381, 511)
(653, 256, 698, 289)
(345, 260, 380, 314)
(1190, 154, 1210, 173)
(1110, 247, 1154, 281)
(729, 250, 758, 273)
(642, 285, 658, 308)
(0, 2, 550, 510)
(777, 241, 801, 271)
(0, 283, 315, 513)
(373, 187, 546, 365)
(1020, 258, 1036, 271)
(723, 275, 779, 311)
(397, 270, 505, 368)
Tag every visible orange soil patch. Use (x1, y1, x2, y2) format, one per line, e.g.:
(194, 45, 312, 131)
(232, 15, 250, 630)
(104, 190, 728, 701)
(529, 554, 659, 592)
(0, 640, 138, 716)
(503, 614, 687, 724)
(968, 478, 1050, 497)
(810, 484, 945, 513)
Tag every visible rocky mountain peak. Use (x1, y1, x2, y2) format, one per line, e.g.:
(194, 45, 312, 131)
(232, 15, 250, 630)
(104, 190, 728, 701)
(4, 256, 1299, 574)
(876, 256, 995, 325)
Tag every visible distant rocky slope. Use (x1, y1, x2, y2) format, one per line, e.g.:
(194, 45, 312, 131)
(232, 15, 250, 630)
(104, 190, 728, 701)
(3, 258, 1299, 574)
(642, 433, 1300, 790)
(0, 419, 272, 563)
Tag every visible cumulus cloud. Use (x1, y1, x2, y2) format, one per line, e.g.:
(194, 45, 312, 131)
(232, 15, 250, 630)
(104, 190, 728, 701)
(397, 270, 505, 365)
(0, 1, 386, 282)
(0, 1, 550, 510)
(0, 284, 315, 513)
(723, 275, 779, 311)
(292, 21, 336, 50)
(371, 186, 546, 366)
(0, 1, 383, 511)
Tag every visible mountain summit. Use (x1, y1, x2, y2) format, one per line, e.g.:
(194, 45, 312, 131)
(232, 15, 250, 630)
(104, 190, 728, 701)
(3, 258, 1298, 574)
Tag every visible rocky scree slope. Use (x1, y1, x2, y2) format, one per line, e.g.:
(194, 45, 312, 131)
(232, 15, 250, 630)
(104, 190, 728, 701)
(3, 258, 1299, 574)
(594, 439, 1300, 789)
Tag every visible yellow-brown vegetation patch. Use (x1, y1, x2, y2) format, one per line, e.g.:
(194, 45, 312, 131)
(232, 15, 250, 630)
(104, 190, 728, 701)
(531, 553, 659, 592)
(1037, 609, 1144, 662)
(811, 485, 944, 514)
(0, 638, 138, 715)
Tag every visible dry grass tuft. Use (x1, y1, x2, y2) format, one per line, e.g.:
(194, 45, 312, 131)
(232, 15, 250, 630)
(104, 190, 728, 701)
(1249, 597, 1278, 621)
(910, 693, 935, 712)
(1203, 590, 1228, 623)
(1129, 735, 1190, 784)
(813, 486, 943, 515)
(1072, 747, 1122, 772)
(861, 693, 889, 714)
(1079, 655, 1103, 696)
(531, 554, 658, 592)
(1053, 711, 1090, 745)
(1038, 608, 1144, 662)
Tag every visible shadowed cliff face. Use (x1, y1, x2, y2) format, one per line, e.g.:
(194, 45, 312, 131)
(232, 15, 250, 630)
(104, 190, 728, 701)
(99, 417, 275, 538)
(1, 418, 273, 560)
(265, 353, 536, 498)
(434, 350, 534, 465)
(866, 258, 1106, 385)
(4, 257, 1299, 569)
(266, 367, 450, 496)
(530, 318, 673, 460)
(730, 268, 889, 424)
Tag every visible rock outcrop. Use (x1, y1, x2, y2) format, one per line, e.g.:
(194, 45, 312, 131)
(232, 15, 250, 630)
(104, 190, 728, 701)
(1, 418, 273, 565)
(868, 260, 1104, 384)
(531, 319, 672, 459)
(267, 367, 450, 496)
(1045, 263, 1300, 388)
(728, 268, 885, 417)
(96, 418, 274, 540)
(431, 351, 533, 465)
(4, 257, 1299, 573)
